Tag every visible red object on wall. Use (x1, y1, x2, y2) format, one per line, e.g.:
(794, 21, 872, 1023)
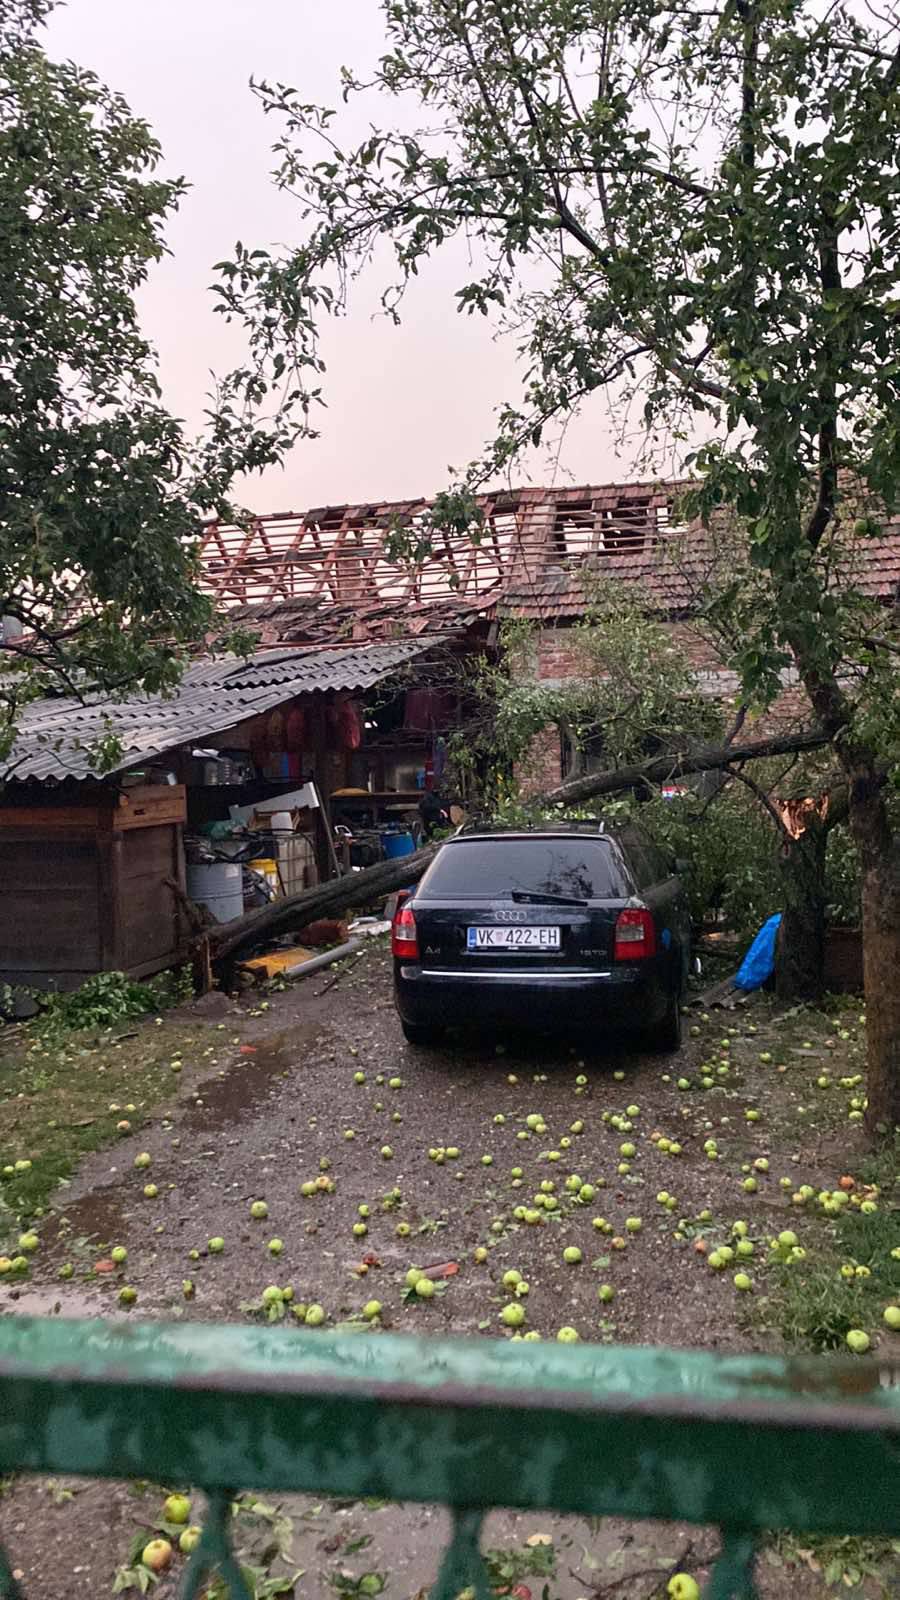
(285, 707, 305, 751)
(336, 698, 363, 750)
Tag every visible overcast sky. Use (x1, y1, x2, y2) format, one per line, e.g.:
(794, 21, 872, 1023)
(47, 1, 655, 512)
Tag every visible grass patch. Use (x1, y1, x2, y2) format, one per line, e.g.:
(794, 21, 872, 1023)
(757, 1146, 899, 1351)
(766, 1532, 900, 1595)
(0, 992, 212, 1251)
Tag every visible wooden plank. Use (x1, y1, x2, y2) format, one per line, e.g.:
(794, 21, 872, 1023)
(0, 807, 104, 833)
(0, 839, 101, 970)
(114, 786, 186, 830)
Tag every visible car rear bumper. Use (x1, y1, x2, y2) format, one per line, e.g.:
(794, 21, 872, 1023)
(394, 961, 672, 1032)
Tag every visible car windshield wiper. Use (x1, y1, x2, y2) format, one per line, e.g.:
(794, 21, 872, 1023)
(509, 890, 590, 907)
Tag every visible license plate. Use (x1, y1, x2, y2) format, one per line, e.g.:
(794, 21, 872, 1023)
(467, 925, 561, 950)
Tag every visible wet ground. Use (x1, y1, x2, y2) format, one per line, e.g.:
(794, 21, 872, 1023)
(0, 947, 893, 1598)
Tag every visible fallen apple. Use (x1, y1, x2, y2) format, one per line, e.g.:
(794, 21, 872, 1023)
(667, 1576, 700, 1600)
(142, 1539, 173, 1573)
(163, 1493, 191, 1525)
(179, 1526, 202, 1555)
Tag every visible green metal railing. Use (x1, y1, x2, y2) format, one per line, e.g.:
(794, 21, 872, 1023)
(0, 1317, 898, 1600)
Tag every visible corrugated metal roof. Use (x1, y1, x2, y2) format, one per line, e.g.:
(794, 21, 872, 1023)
(2, 638, 438, 784)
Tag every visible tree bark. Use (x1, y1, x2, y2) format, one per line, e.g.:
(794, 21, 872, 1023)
(775, 820, 827, 1005)
(846, 768, 900, 1133)
(207, 844, 441, 963)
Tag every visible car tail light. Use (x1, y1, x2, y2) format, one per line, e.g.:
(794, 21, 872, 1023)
(391, 903, 420, 960)
(614, 907, 657, 961)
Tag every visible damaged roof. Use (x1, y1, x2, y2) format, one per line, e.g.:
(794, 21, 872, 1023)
(2, 637, 438, 784)
(198, 480, 900, 633)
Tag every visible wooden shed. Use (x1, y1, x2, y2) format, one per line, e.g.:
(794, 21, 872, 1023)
(0, 785, 188, 991)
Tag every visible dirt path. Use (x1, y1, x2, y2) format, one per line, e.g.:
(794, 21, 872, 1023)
(0, 948, 894, 1599)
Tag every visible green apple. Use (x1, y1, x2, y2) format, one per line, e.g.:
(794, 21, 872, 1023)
(882, 1305, 900, 1330)
(179, 1526, 202, 1555)
(381, 1146, 393, 1159)
(143, 1183, 158, 1199)
(58, 1262, 74, 1279)
(134, 1152, 151, 1169)
(625, 1217, 642, 1233)
(556, 1326, 580, 1342)
(118, 1285, 137, 1305)
(563, 1246, 582, 1264)
(597, 1284, 615, 1303)
(667, 1576, 700, 1600)
(733, 1272, 752, 1291)
(363, 1300, 382, 1320)
(18, 1232, 38, 1253)
(110, 1245, 128, 1264)
(502, 1269, 522, 1288)
(304, 1304, 325, 1326)
(353, 1222, 368, 1237)
(250, 1200, 268, 1220)
(413, 1275, 435, 1298)
(473, 1246, 488, 1263)
(163, 1493, 191, 1525)
(267, 1238, 284, 1254)
(845, 1329, 870, 1354)
(500, 1302, 526, 1328)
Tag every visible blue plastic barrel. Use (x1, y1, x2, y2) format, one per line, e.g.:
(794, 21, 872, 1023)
(382, 829, 415, 859)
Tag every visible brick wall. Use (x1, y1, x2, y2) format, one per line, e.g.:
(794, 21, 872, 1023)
(511, 620, 816, 796)
(516, 727, 562, 798)
(535, 621, 725, 678)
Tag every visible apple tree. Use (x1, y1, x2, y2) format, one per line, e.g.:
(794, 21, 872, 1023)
(220, 0, 900, 1129)
(0, 0, 298, 759)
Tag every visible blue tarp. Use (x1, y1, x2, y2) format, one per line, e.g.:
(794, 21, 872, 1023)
(736, 912, 782, 991)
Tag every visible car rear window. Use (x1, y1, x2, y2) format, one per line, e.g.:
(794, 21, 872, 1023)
(417, 837, 632, 900)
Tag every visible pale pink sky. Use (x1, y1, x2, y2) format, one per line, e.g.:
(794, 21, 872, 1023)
(48, 1, 659, 511)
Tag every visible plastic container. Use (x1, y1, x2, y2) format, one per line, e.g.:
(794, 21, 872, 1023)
(382, 830, 415, 860)
(186, 861, 243, 924)
(248, 857, 280, 896)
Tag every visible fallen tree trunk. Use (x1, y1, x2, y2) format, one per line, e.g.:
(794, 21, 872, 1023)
(207, 844, 441, 963)
(541, 727, 832, 807)
(206, 724, 832, 965)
